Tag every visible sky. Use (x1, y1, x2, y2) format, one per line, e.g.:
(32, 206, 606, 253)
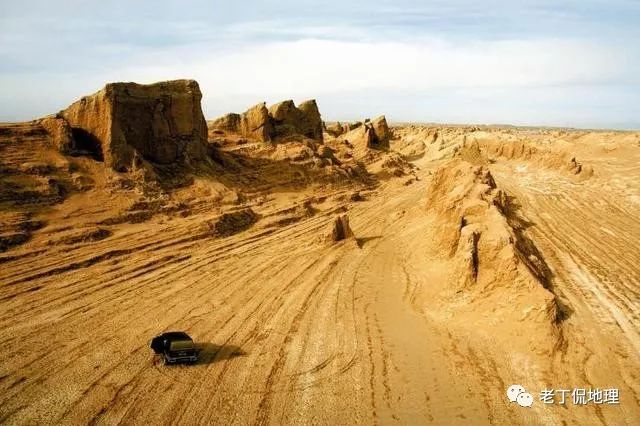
(1, 0, 639, 128)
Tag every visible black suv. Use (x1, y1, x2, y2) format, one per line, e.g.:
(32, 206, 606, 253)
(150, 332, 199, 364)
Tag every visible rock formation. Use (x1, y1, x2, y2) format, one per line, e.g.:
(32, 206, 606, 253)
(426, 158, 559, 354)
(329, 214, 354, 241)
(297, 100, 324, 141)
(341, 123, 376, 153)
(459, 131, 595, 180)
(61, 79, 208, 170)
(209, 113, 241, 134)
(347, 122, 363, 131)
(269, 99, 324, 142)
(371, 115, 391, 145)
(38, 115, 74, 153)
(340, 116, 391, 152)
(241, 103, 273, 142)
(210, 99, 323, 142)
(325, 122, 345, 137)
(209, 103, 272, 142)
(205, 208, 259, 237)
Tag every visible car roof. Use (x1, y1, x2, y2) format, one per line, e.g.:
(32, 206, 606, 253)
(161, 331, 193, 341)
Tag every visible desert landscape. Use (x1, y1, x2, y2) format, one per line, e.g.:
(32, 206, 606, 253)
(0, 79, 639, 425)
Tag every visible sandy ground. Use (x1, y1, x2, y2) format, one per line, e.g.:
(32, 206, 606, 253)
(1, 124, 639, 425)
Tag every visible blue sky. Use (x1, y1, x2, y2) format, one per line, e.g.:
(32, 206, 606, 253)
(1, 0, 639, 128)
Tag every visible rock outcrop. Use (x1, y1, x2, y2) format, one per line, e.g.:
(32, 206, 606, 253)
(210, 99, 323, 143)
(61, 80, 208, 170)
(426, 158, 559, 355)
(38, 115, 74, 153)
(326, 122, 345, 137)
(209, 113, 241, 134)
(461, 131, 595, 180)
(269, 99, 323, 142)
(241, 103, 273, 142)
(345, 124, 376, 152)
(209, 103, 272, 142)
(340, 116, 391, 152)
(204, 208, 259, 237)
(371, 115, 391, 146)
(329, 214, 354, 242)
(297, 100, 324, 141)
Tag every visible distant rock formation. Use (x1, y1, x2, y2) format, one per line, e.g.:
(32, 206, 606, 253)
(371, 115, 391, 146)
(210, 99, 323, 143)
(340, 116, 391, 152)
(269, 99, 324, 142)
(346, 124, 376, 151)
(60, 79, 208, 170)
(325, 122, 345, 137)
(242, 103, 273, 142)
(209, 113, 241, 133)
(297, 100, 324, 141)
(209, 103, 273, 142)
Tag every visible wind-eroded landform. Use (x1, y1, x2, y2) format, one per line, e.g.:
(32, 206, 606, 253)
(1, 80, 639, 425)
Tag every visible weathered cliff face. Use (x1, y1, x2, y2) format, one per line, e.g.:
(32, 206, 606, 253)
(61, 80, 208, 170)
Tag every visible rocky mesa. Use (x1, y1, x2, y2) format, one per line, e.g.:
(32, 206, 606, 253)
(57, 79, 208, 171)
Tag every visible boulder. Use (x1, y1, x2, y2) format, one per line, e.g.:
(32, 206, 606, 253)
(61, 79, 208, 170)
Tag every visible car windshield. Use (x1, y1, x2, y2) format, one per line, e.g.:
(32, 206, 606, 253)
(169, 340, 194, 351)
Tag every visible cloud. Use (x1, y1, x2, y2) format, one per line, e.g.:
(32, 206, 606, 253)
(0, 1, 639, 127)
(99, 36, 632, 103)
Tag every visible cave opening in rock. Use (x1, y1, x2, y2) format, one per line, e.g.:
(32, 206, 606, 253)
(71, 128, 104, 161)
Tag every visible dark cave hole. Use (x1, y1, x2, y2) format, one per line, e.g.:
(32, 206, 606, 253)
(71, 128, 104, 161)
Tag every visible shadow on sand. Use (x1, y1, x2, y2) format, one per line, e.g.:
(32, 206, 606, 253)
(194, 342, 246, 365)
(356, 236, 382, 248)
(501, 194, 573, 323)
